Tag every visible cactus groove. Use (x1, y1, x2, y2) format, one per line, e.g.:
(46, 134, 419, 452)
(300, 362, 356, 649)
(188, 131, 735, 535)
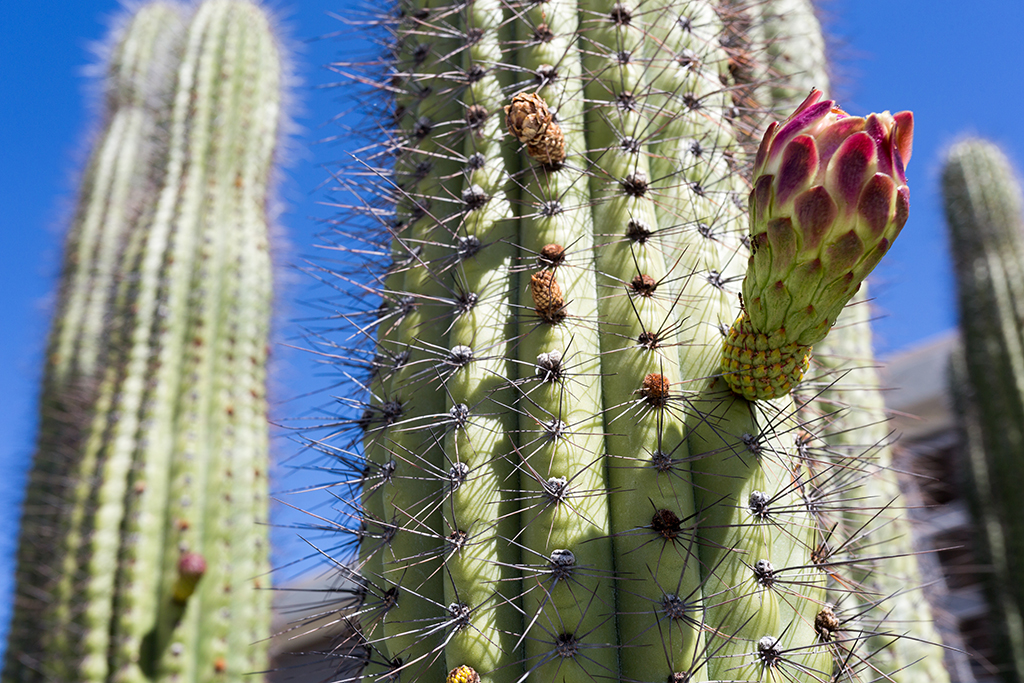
(4, 2, 283, 681)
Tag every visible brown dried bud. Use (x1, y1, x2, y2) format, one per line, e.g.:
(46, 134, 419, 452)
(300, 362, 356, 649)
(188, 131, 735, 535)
(650, 508, 682, 539)
(640, 373, 670, 406)
(629, 273, 657, 296)
(531, 270, 566, 323)
(505, 93, 566, 165)
(814, 605, 841, 642)
(539, 243, 566, 267)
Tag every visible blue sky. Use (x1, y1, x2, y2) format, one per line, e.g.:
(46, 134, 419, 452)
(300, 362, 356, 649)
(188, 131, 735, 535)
(2, 0, 1023, 660)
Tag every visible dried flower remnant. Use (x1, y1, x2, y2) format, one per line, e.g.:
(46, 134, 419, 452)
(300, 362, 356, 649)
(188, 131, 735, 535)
(505, 92, 566, 165)
(531, 269, 566, 323)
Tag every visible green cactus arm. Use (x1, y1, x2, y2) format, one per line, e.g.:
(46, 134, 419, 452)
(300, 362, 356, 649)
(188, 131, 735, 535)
(572, 2, 718, 678)
(48, 3, 188, 388)
(504, 1, 621, 679)
(951, 346, 1024, 679)
(365, 0, 469, 675)
(687, 383, 830, 681)
(944, 138, 1024, 683)
(4, 4, 188, 679)
(5, 2, 282, 681)
(807, 288, 950, 682)
(641, 0, 749, 382)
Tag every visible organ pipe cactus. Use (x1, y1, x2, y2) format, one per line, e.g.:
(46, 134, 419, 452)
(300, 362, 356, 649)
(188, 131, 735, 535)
(760, 10, 947, 680)
(4, 1, 283, 680)
(944, 138, 1024, 682)
(312, 0, 953, 681)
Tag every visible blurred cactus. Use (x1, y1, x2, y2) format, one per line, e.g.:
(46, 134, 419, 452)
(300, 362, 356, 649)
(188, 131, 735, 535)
(3, 1, 283, 681)
(303, 0, 951, 681)
(944, 138, 1024, 683)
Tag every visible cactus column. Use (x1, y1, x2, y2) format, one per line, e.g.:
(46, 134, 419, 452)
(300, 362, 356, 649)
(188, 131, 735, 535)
(4, 2, 283, 681)
(326, 0, 939, 681)
(944, 138, 1024, 683)
(751, 2, 949, 680)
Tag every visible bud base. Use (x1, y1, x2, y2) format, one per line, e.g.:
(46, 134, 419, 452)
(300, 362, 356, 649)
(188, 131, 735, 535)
(722, 312, 811, 401)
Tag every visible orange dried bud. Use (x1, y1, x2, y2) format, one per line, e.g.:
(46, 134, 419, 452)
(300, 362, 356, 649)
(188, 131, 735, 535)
(539, 242, 566, 266)
(640, 373, 670, 406)
(505, 92, 566, 164)
(531, 270, 566, 323)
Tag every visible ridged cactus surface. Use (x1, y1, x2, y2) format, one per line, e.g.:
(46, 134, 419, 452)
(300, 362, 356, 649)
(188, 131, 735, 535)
(761, 4, 948, 679)
(806, 289, 949, 682)
(4, 1, 283, 681)
(944, 138, 1024, 683)
(307, 0, 948, 681)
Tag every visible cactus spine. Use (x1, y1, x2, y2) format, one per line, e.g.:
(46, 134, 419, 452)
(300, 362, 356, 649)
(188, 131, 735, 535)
(4, 2, 282, 681)
(944, 138, 1024, 682)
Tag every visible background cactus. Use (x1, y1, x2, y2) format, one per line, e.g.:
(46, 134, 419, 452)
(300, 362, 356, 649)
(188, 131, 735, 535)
(3, 1, 283, 680)
(944, 138, 1024, 683)
(303, 0, 952, 681)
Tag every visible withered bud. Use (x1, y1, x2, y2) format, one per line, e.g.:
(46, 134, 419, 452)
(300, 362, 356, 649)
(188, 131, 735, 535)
(505, 93, 566, 165)
(531, 270, 566, 323)
(815, 605, 841, 642)
(640, 373, 670, 406)
(651, 508, 682, 539)
(539, 243, 566, 266)
(630, 273, 657, 296)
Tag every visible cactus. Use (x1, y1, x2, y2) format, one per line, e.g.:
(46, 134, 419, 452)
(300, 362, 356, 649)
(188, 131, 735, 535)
(944, 138, 1024, 682)
(804, 289, 950, 682)
(758, 5, 948, 680)
(3, 1, 283, 681)
(302, 0, 955, 679)
(293, 0, 958, 680)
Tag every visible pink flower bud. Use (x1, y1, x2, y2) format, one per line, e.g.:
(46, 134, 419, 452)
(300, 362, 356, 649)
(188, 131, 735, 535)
(723, 90, 913, 400)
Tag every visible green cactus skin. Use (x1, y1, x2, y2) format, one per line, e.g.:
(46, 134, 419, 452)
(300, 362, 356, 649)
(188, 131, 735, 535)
(807, 288, 951, 683)
(758, 0, 829, 116)
(944, 138, 1024, 683)
(315, 0, 950, 681)
(3, 2, 282, 681)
